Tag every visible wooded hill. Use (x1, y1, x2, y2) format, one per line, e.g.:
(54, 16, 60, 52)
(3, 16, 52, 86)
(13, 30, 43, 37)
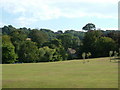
(1, 23, 120, 64)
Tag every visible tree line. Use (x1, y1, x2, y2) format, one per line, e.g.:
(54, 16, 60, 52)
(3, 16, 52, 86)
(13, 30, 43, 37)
(1, 23, 120, 64)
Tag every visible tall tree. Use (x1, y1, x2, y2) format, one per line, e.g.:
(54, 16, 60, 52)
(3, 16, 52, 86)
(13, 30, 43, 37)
(82, 30, 102, 57)
(10, 30, 27, 54)
(57, 34, 81, 50)
(2, 35, 17, 64)
(43, 39, 68, 61)
(82, 23, 96, 31)
(95, 37, 116, 57)
(18, 41, 39, 63)
(29, 29, 48, 47)
(38, 46, 56, 62)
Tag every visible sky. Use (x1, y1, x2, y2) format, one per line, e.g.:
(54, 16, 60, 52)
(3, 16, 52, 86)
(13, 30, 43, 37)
(0, 0, 118, 31)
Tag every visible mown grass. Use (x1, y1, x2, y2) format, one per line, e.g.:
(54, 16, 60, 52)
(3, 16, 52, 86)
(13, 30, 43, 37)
(2, 57, 118, 88)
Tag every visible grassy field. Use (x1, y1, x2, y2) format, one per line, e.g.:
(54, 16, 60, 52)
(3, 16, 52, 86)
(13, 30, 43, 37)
(2, 57, 118, 88)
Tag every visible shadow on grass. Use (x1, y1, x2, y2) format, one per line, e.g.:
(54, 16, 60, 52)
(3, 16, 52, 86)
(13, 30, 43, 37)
(112, 61, 120, 63)
(110, 58, 120, 63)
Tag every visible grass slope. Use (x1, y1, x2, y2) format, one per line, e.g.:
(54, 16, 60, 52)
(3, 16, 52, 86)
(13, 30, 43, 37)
(2, 57, 118, 88)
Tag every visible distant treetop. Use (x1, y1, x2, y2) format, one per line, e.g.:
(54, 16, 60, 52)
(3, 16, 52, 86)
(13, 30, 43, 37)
(82, 23, 96, 31)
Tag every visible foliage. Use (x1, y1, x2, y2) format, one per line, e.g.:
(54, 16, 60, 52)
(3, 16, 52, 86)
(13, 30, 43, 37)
(82, 52, 86, 59)
(109, 51, 113, 62)
(64, 30, 85, 40)
(38, 46, 56, 62)
(2, 35, 17, 64)
(10, 30, 27, 54)
(56, 30, 63, 34)
(95, 37, 116, 57)
(18, 41, 39, 63)
(82, 30, 102, 57)
(82, 23, 96, 31)
(2, 44, 18, 64)
(114, 51, 118, 58)
(2, 25, 16, 35)
(86, 52, 91, 62)
(1, 25, 119, 63)
(40, 28, 56, 40)
(109, 51, 113, 57)
(57, 34, 81, 50)
(86, 52, 91, 58)
(83, 30, 116, 58)
(42, 39, 68, 61)
(104, 31, 120, 48)
(29, 29, 48, 47)
(2, 35, 12, 44)
(19, 27, 31, 35)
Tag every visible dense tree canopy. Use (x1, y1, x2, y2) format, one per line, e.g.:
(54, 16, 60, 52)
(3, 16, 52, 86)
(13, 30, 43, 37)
(29, 29, 48, 47)
(2, 35, 17, 64)
(95, 37, 116, 57)
(18, 41, 39, 63)
(40, 29, 56, 40)
(2, 25, 16, 35)
(57, 34, 81, 51)
(82, 30, 102, 56)
(1, 25, 119, 63)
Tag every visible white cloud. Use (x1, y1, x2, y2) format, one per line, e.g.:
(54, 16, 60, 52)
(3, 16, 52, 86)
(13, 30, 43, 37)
(103, 28, 118, 30)
(15, 17, 37, 27)
(0, 22, 7, 27)
(0, 22, 4, 27)
(0, 0, 118, 26)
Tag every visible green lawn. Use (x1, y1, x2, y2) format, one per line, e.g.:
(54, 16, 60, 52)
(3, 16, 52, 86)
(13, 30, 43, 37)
(2, 57, 118, 88)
